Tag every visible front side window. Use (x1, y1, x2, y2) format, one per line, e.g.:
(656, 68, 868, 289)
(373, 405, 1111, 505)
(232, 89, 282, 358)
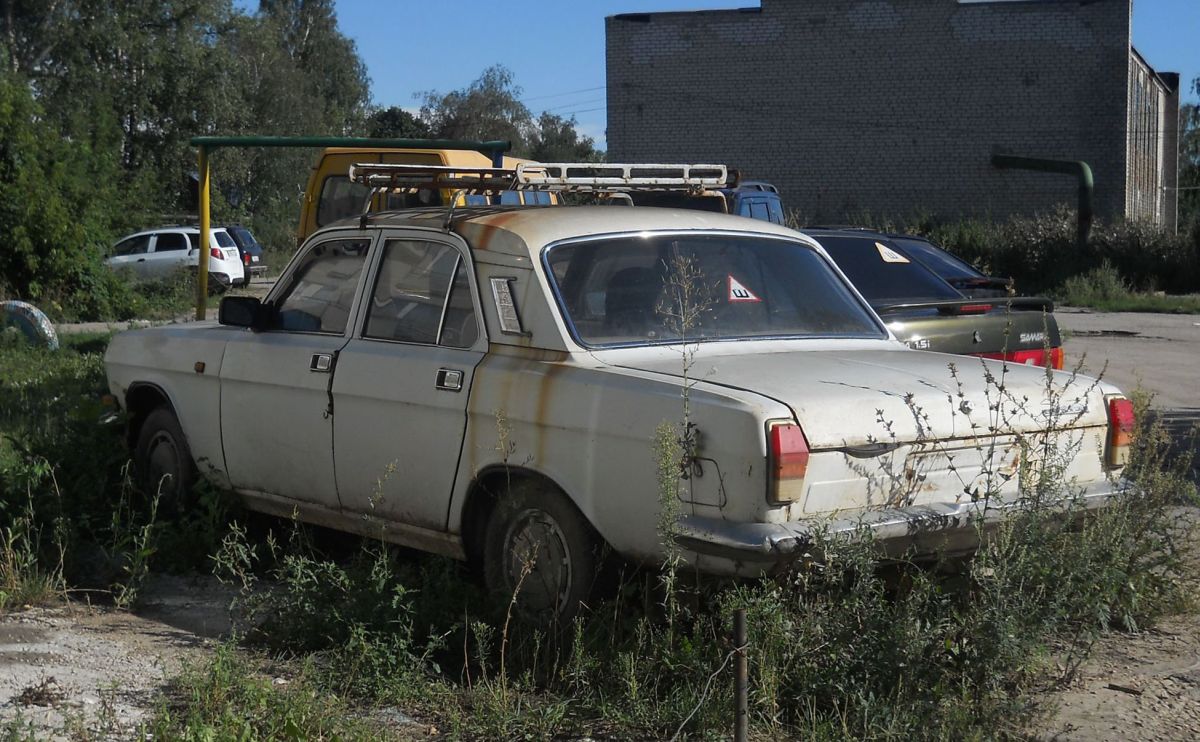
(317, 176, 373, 227)
(545, 233, 884, 347)
(363, 239, 478, 348)
(113, 235, 151, 256)
(273, 238, 371, 334)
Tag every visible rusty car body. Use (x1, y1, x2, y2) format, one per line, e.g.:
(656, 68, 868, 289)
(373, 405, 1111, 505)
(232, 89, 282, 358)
(105, 205, 1132, 618)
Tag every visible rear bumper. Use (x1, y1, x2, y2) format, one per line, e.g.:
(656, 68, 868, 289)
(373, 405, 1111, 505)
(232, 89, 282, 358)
(675, 480, 1123, 567)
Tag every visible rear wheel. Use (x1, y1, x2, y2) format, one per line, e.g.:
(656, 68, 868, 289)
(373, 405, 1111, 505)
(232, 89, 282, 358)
(134, 406, 196, 514)
(483, 480, 604, 626)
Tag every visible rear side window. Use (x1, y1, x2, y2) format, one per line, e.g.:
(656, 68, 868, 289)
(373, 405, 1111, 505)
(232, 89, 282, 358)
(154, 233, 188, 252)
(273, 239, 371, 334)
(363, 240, 477, 348)
(816, 236, 962, 304)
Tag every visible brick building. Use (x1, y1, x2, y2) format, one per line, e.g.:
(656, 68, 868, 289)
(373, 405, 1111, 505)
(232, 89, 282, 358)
(606, 0, 1181, 229)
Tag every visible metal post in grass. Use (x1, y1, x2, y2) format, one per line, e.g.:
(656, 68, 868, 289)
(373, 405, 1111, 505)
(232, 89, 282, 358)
(734, 607, 748, 742)
(196, 145, 210, 320)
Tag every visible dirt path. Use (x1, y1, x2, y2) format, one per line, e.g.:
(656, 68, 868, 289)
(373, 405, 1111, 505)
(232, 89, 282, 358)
(1039, 614, 1200, 740)
(0, 575, 232, 740)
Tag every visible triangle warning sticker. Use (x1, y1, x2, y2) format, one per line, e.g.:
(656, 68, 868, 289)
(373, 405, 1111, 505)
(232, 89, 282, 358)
(875, 241, 910, 264)
(727, 275, 761, 303)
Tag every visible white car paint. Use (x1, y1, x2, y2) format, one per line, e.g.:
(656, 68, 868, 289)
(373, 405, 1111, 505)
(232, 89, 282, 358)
(104, 227, 245, 286)
(105, 207, 1127, 575)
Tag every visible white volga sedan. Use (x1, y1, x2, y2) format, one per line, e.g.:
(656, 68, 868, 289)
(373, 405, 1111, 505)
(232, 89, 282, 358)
(104, 206, 1132, 618)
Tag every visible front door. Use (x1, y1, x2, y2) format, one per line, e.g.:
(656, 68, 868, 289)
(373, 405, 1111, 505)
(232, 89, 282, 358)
(220, 235, 373, 508)
(331, 234, 485, 530)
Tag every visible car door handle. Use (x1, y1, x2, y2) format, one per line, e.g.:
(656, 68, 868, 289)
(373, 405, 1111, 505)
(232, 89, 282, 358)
(136, 258, 146, 262)
(310, 353, 334, 373)
(435, 368, 464, 392)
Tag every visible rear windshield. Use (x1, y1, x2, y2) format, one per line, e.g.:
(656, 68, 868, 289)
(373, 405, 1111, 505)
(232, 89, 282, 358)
(813, 235, 962, 304)
(545, 234, 884, 347)
(231, 227, 259, 248)
(888, 237, 983, 282)
(212, 231, 236, 248)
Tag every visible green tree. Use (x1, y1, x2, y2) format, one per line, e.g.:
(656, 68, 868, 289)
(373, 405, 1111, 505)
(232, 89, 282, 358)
(419, 65, 533, 152)
(528, 112, 603, 163)
(418, 65, 603, 162)
(0, 60, 118, 314)
(366, 106, 429, 139)
(1179, 77, 1199, 229)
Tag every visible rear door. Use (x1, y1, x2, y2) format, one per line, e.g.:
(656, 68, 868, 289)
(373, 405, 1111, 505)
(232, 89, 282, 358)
(331, 232, 485, 530)
(144, 231, 190, 279)
(219, 234, 374, 508)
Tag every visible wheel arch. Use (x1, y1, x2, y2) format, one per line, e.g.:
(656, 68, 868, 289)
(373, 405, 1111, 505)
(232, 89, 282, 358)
(123, 382, 175, 449)
(459, 465, 588, 566)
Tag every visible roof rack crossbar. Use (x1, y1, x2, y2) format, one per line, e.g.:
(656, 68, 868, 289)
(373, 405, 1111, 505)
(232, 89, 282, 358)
(347, 163, 517, 193)
(516, 162, 728, 192)
(346, 162, 732, 195)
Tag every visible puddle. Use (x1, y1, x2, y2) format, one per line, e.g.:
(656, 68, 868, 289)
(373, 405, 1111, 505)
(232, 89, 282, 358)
(1068, 329, 1141, 338)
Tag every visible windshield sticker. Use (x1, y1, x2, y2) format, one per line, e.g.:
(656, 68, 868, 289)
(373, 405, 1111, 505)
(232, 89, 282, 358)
(727, 275, 761, 303)
(875, 241, 910, 264)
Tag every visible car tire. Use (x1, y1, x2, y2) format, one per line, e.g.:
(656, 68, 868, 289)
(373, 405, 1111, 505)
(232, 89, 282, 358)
(134, 406, 197, 515)
(483, 480, 604, 626)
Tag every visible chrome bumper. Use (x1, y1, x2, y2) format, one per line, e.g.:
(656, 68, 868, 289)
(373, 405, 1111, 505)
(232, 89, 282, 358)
(675, 482, 1123, 564)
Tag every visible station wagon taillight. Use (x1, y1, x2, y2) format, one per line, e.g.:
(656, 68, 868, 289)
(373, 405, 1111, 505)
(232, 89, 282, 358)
(973, 346, 1064, 370)
(768, 420, 809, 504)
(1106, 396, 1135, 469)
(210, 247, 223, 260)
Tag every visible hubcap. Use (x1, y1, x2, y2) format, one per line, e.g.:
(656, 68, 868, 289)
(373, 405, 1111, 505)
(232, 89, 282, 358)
(503, 508, 572, 615)
(145, 431, 180, 498)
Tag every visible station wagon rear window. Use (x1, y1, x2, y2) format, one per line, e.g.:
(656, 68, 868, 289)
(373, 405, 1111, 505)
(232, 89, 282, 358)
(545, 234, 885, 347)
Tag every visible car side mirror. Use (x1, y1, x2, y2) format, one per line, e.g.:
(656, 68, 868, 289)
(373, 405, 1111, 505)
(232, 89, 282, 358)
(219, 296, 264, 329)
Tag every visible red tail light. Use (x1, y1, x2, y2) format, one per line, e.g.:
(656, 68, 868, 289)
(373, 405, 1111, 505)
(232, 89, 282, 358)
(957, 304, 993, 315)
(973, 347, 1063, 369)
(1106, 397, 1135, 468)
(210, 246, 223, 260)
(243, 253, 251, 266)
(768, 421, 809, 504)
(1049, 346, 1064, 370)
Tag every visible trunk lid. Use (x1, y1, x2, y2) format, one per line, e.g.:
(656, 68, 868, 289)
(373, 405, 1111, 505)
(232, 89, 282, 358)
(606, 345, 1106, 449)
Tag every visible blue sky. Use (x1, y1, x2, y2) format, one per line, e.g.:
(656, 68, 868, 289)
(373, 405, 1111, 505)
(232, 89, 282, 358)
(279, 0, 1199, 149)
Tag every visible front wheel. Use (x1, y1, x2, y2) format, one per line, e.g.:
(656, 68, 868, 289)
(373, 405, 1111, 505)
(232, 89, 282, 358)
(134, 406, 197, 514)
(483, 481, 605, 626)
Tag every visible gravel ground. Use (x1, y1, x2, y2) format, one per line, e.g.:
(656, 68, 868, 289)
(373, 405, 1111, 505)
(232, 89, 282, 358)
(1038, 613, 1200, 741)
(0, 576, 232, 740)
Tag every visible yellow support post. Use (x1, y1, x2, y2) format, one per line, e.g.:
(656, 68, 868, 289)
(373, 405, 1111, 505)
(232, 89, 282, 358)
(196, 146, 211, 320)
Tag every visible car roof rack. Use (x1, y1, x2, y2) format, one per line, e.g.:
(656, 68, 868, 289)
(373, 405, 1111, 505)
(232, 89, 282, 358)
(347, 162, 731, 194)
(347, 162, 735, 230)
